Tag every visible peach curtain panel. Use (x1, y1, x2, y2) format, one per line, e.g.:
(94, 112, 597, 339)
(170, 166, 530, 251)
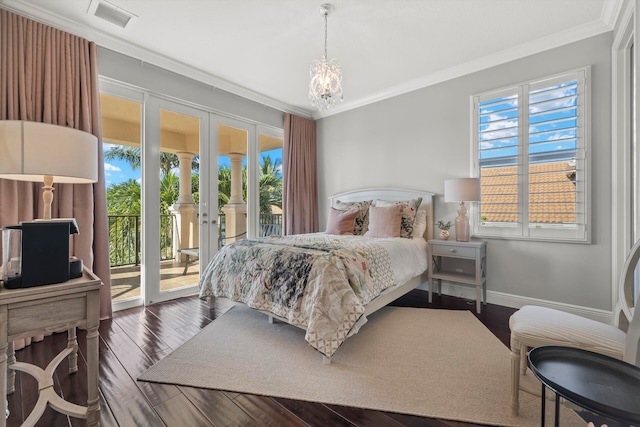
(283, 113, 318, 235)
(0, 10, 112, 319)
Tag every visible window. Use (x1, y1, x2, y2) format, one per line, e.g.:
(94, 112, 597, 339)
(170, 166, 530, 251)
(472, 68, 590, 242)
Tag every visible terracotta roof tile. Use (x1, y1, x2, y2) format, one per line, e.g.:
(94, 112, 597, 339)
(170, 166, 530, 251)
(480, 160, 576, 224)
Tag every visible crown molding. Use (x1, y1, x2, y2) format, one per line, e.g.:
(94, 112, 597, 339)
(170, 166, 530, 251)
(0, 0, 313, 119)
(313, 17, 616, 119)
(601, 0, 626, 28)
(2, 0, 622, 122)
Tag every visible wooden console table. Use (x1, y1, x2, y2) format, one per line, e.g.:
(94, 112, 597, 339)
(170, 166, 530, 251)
(0, 268, 102, 426)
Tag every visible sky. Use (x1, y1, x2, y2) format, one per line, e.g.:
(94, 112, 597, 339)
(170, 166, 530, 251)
(103, 144, 282, 188)
(478, 80, 578, 164)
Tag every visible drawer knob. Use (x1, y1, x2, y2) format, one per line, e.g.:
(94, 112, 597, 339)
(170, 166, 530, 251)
(449, 249, 456, 253)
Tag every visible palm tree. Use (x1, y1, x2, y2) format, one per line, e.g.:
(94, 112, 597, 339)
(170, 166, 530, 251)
(217, 166, 231, 213)
(160, 173, 180, 214)
(106, 145, 282, 215)
(106, 179, 141, 215)
(259, 155, 283, 213)
(105, 145, 199, 176)
(215, 155, 282, 214)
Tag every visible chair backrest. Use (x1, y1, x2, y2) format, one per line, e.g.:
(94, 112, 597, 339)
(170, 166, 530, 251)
(621, 238, 640, 366)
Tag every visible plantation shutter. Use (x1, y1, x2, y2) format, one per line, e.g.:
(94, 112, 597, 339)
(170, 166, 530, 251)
(475, 87, 522, 236)
(472, 68, 589, 242)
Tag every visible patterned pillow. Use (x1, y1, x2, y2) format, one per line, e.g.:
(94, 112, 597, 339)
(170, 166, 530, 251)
(374, 197, 423, 238)
(334, 200, 372, 235)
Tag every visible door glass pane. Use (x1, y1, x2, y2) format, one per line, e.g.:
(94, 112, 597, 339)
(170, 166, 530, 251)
(100, 93, 142, 302)
(259, 133, 283, 237)
(159, 109, 201, 292)
(218, 124, 248, 247)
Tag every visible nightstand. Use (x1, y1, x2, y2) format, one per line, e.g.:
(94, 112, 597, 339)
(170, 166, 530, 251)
(0, 268, 102, 426)
(428, 239, 487, 313)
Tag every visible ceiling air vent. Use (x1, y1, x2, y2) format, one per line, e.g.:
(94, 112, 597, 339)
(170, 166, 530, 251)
(88, 0, 137, 29)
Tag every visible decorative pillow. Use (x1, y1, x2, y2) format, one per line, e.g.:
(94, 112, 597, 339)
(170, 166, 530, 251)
(364, 205, 403, 238)
(326, 208, 359, 235)
(411, 209, 428, 238)
(374, 197, 423, 238)
(334, 200, 372, 235)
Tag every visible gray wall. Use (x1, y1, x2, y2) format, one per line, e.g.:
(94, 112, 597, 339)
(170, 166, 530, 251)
(98, 48, 284, 129)
(317, 33, 613, 311)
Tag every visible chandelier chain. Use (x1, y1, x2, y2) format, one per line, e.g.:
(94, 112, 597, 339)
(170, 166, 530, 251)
(324, 10, 328, 59)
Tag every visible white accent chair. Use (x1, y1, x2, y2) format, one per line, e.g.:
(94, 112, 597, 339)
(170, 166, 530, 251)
(508, 239, 640, 415)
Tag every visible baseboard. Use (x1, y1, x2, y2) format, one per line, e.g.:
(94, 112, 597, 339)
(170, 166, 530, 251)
(417, 281, 613, 324)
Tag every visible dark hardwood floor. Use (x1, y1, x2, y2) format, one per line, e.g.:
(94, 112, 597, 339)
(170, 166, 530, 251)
(5, 290, 616, 426)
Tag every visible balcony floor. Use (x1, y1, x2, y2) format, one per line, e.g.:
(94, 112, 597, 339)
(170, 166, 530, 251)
(110, 259, 200, 301)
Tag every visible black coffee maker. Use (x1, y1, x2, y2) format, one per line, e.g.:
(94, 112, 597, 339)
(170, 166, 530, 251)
(1, 219, 81, 289)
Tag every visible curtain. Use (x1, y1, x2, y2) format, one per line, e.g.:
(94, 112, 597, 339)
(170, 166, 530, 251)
(0, 11, 112, 330)
(283, 113, 318, 235)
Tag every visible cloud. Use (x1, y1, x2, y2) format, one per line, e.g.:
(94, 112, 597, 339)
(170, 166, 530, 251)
(104, 163, 121, 172)
(480, 141, 495, 150)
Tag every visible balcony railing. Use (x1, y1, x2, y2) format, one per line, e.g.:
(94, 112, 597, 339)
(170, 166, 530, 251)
(108, 214, 175, 267)
(108, 212, 283, 267)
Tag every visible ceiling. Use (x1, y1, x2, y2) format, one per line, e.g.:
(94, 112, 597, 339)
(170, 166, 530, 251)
(0, 0, 624, 119)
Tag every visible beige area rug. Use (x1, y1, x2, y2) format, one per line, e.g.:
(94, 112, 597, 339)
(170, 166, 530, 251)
(139, 305, 585, 426)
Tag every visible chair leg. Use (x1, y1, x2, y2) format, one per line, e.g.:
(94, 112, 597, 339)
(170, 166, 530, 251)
(520, 344, 527, 376)
(510, 341, 521, 415)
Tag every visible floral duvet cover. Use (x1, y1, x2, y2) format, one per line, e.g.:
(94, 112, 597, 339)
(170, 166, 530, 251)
(198, 233, 395, 357)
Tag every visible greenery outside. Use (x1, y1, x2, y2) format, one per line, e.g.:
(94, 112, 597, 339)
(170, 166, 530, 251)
(105, 146, 283, 266)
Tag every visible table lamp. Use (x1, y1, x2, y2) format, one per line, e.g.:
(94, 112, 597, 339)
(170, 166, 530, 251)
(444, 178, 480, 242)
(0, 120, 98, 219)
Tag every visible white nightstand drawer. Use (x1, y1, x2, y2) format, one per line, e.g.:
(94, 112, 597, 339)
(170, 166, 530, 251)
(431, 244, 476, 258)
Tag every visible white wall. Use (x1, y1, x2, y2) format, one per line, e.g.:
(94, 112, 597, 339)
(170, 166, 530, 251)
(317, 33, 613, 313)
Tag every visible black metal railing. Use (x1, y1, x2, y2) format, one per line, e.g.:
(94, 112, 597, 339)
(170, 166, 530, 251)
(260, 213, 282, 237)
(108, 214, 175, 267)
(108, 212, 283, 267)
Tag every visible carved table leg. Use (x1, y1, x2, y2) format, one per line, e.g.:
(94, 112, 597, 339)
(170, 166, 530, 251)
(86, 325, 100, 426)
(67, 328, 78, 374)
(6, 342, 14, 395)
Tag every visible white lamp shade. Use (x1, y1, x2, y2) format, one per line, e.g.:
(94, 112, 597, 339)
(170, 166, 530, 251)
(0, 120, 98, 184)
(444, 178, 480, 202)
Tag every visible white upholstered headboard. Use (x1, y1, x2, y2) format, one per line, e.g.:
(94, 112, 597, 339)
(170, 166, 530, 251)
(328, 188, 435, 241)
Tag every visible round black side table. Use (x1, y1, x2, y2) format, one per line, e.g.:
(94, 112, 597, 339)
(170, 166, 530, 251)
(527, 346, 640, 427)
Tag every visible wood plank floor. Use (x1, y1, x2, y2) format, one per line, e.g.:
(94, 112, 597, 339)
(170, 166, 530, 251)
(6, 290, 621, 426)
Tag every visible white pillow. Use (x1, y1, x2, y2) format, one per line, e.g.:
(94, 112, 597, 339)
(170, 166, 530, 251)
(411, 209, 428, 238)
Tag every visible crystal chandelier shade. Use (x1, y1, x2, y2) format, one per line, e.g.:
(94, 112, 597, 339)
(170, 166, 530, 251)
(309, 4, 343, 111)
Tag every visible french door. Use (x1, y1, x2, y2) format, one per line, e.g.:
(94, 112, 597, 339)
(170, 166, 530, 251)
(201, 116, 256, 267)
(144, 96, 209, 305)
(101, 79, 282, 310)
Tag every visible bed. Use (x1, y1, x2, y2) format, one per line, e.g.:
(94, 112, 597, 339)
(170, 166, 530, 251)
(199, 188, 434, 362)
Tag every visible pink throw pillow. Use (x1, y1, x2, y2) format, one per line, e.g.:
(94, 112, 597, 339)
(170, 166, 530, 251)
(326, 208, 360, 235)
(364, 205, 403, 238)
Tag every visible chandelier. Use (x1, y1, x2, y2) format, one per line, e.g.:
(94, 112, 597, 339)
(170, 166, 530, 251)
(309, 3, 343, 111)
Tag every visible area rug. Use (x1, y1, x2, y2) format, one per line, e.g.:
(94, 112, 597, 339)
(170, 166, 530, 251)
(139, 305, 585, 426)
